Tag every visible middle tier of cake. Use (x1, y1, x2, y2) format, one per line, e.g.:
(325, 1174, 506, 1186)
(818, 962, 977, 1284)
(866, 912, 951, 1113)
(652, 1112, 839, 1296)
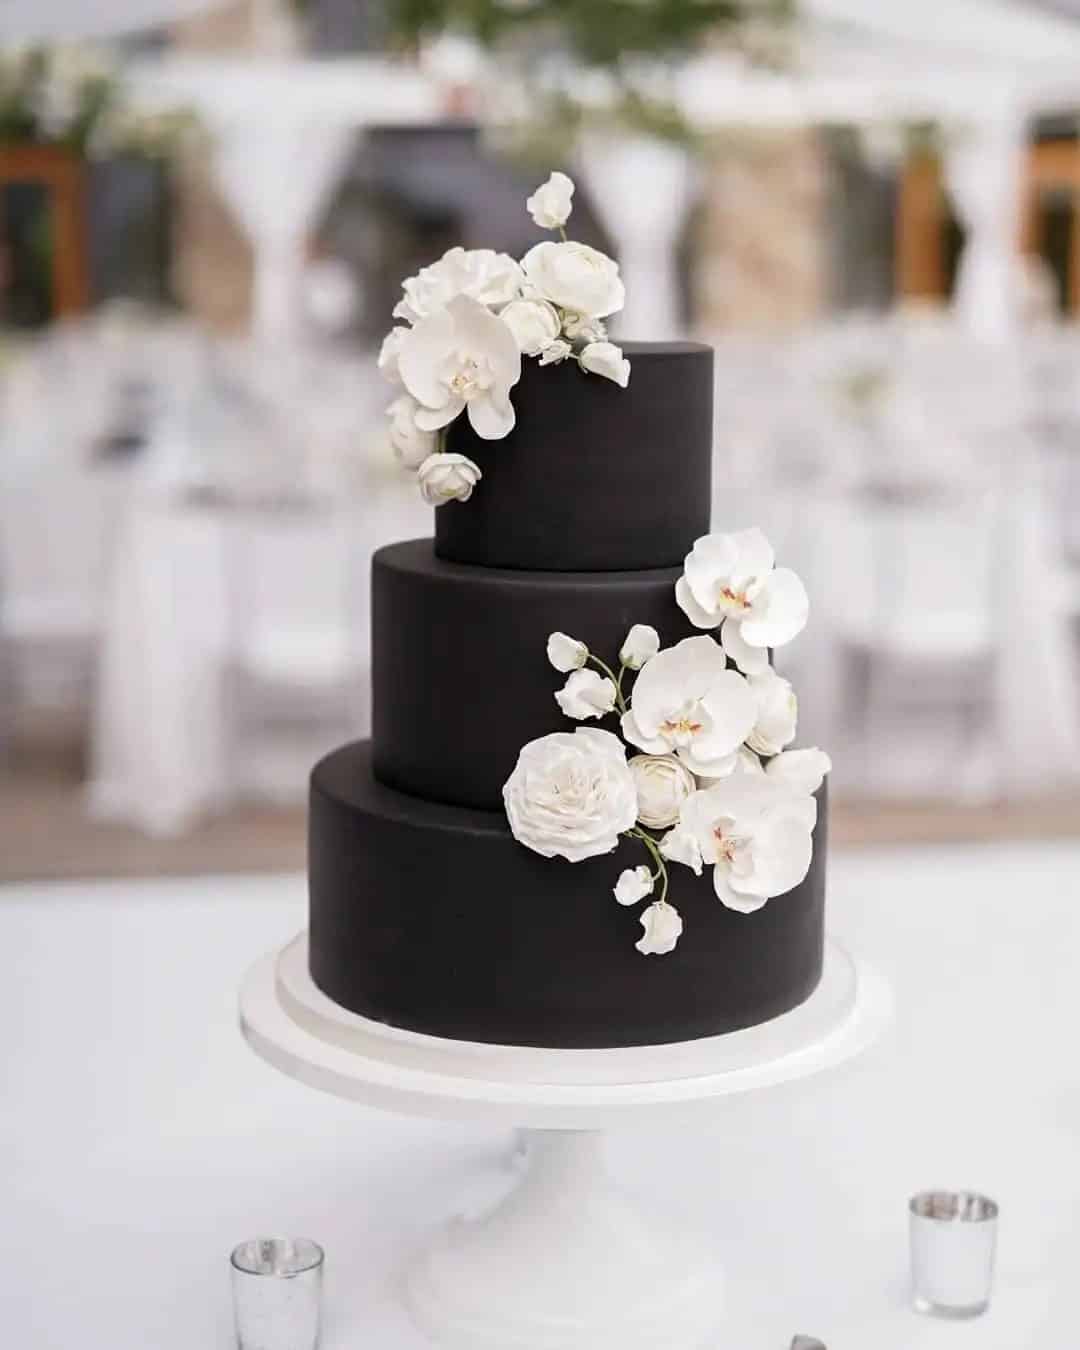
(372, 538, 701, 811)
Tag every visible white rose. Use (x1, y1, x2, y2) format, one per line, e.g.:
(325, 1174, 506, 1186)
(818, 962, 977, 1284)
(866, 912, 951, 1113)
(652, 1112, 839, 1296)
(399, 294, 521, 440)
(378, 327, 409, 384)
(522, 240, 626, 319)
(659, 825, 703, 876)
(629, 754, 697, 830)
(614, 865, 653, 906)
(746, 669, 798, 757)
(765, 747, 832, 796)
(678, 775, 817, 914)
(635, 901, 684, 956)
(501, 299, 561, 357)
(526, 170, 575, 230)
(675, 528, 809, 673)
(386, 394, 438, 469)
(547, 631, 588, 672)
(394, 246, 524, 324)
(580, 341, 631, 389)
(621, 635, 758, 777)
(619, 623, 659, 670)
(416, 452, 482, 506)
(539, 339, 573, 366)
(503, 727, 638, 863)
(555, 669, 616, 721)
(562, 312, 607, 344)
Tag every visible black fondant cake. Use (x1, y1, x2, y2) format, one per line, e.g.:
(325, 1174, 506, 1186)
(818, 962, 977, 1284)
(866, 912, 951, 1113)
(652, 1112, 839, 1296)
(438, 343, 713, 571)
(307, 341, 829, 1049)
(372, 541, 701, 810)
(309, 743, 826, 1048)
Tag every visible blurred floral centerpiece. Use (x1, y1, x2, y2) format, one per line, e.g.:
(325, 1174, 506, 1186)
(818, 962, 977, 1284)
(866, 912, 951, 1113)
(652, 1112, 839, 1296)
(0, 46, 188, 158)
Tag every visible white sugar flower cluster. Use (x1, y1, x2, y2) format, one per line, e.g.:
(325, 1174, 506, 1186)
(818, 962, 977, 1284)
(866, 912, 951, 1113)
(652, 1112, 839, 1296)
(379, 171, 630, 507)
(501, 528, 831, 957)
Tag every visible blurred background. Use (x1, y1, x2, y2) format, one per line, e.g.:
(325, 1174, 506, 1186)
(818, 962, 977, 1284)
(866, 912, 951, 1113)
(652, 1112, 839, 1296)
(2, 0, 1079, 881)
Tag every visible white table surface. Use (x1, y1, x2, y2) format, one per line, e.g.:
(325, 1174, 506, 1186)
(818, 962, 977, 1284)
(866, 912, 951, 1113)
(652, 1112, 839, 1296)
(2, 841, 1076, 1348)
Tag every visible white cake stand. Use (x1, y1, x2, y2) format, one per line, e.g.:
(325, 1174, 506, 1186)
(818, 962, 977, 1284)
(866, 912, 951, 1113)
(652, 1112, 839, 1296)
(239, 934, 891, 1350)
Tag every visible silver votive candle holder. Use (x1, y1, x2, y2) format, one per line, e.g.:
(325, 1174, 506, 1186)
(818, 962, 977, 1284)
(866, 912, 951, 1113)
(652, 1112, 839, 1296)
(230, 1237, 324, 1350)
(909, 1191, 998, 1319)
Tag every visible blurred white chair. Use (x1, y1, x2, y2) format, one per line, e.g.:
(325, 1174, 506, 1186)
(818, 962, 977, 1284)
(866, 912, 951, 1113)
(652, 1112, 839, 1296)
(0, 459, 128, 712)
(833, 476, 1001, 799)
(222, 502, 368, 802)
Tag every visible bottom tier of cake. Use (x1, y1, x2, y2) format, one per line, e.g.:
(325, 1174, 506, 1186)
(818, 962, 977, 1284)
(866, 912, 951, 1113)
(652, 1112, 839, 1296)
(308, 742, 827, 1050)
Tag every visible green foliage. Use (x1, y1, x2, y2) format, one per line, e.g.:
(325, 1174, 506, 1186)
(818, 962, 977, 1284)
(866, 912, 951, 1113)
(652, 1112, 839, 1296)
(0, 46, 190, 159)
(387, 0, 792, 66)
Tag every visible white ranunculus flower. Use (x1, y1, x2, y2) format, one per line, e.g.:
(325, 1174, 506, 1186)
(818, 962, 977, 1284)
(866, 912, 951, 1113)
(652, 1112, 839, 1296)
(393, 247, 524, 325)
(614, 864, 653, 906)
(746, 669, 798, 758)
(416, 452, 482, 506)
(675, 529, 809, 675)
(765, 747, 832, 796)
(503, 727, 638, 863)
(522, 240, 626, 319)
(635, 901, 684, 956)
(659, 825, 703, 876)
(378, 327, 409, 383)
(677, 775, 817, 914)
(556, 669, 616, 721)
(621, 636, 757, 777)
(501, 299, 561, 357)
(387, 394, 438, 469)
(539, 339, 573, 366)
(629, 754, 697, 830)
(620, 623, 660, 670)
(580, 341, 631, 389)
(399, 294, 522, 440)
(547, 631, 588, 672)
(526, 170, 575, 230)
(562, 312, 607, 344)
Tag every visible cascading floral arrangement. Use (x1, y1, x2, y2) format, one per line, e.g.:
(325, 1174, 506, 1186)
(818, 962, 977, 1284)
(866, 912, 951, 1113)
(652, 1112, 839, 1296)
(502, 528, 831, 956)
(378, 171, 631, 506)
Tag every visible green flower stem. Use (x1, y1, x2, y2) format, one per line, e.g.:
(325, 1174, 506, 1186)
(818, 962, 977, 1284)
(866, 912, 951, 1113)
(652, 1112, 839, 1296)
(558, 226, 568, 243)
(629, 827, 669, 907)
(587, 653, 628, 715)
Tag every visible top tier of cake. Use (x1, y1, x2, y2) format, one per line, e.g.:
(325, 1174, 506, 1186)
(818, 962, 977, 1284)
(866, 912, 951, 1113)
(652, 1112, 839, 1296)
(438, 342, 714, 572)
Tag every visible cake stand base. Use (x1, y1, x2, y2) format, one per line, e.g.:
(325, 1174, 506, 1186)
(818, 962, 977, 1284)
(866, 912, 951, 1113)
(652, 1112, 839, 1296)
(406, 1128, 719, 1350)
(239, 936, 891, 1350)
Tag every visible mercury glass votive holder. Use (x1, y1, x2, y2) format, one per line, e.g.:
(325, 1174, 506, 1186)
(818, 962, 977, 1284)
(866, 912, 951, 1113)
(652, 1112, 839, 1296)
(909, 1191, 998, 1319)
(230, 1237, 324, 1350)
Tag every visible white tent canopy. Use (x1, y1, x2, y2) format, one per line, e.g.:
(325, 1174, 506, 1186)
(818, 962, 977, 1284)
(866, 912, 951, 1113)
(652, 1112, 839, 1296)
(0, 0, 221, 40)
(806, 0, 1080, 71)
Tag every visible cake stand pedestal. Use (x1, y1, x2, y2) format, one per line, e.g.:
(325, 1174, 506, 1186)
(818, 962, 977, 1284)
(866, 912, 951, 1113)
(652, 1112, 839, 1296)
(239, 935, 891, 1350)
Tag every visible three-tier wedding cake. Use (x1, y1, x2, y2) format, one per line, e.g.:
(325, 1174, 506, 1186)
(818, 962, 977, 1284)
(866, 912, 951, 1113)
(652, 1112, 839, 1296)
(308, 173, 831, 1049)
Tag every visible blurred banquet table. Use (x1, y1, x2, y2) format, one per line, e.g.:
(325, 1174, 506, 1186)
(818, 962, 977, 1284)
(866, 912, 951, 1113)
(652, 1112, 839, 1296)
(87, 471, 429, 836)
(1, 841, 1075, 1348)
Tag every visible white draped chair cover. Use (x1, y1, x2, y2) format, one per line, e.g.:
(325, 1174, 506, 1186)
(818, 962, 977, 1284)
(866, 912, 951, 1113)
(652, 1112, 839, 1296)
(944, 114, 1027, 345)
(211, 118, 358, 342)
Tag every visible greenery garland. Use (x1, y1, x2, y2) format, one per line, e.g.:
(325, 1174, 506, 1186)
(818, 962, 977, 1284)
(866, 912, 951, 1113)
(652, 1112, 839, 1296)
(386, 0, 793, 68)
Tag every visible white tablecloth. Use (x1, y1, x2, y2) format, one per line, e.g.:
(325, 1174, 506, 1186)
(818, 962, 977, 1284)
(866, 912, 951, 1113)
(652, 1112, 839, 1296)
(88, 502, 238, 835)
(2, 841, 1076, 1348)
